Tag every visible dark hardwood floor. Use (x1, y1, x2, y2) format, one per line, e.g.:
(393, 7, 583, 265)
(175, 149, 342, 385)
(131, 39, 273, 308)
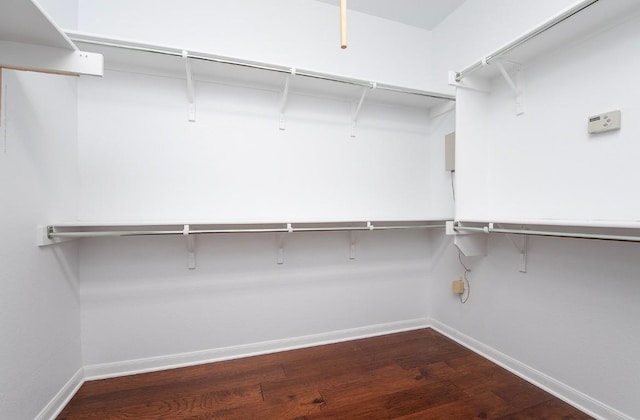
(58, 328, 591, 419)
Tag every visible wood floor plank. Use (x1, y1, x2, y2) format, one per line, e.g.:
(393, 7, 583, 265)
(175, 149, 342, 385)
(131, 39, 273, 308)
(496, 398, 593, 419)
(180, 389, 325, 420)
(317, 363, 430, 405)
(394, 390, 513, 420)
(491, 377, 554, 410)
(58, 328, 593, 420)
(59, 384, 263, 419)
(309, 381, 467, 419)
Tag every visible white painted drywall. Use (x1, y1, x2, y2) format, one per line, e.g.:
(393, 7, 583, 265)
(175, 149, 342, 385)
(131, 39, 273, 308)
(430, 235, 640, 419)
(458, 12, 640, 222)
(76, 69, 445, 222)
(75, 0, 451, 222)
(79, 229, 432, 367)
(431, 1, 640, 418)
(74, 0, 453, 371)
(0, 70, 82, 419)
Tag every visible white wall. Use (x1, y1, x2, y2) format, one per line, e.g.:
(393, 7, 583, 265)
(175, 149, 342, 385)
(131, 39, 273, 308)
(74, 0, 453, 374)
(457, 11, 640, 222)
(430, 235, 640, 419)
(0, 70, 82, 419)
(76, 0, 450, 223)
(432, 2, 640, 418)
(80, 230, 432, 370)
(76, 69, 445, 222)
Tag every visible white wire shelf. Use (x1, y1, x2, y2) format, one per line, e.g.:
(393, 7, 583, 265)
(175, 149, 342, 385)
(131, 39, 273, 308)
(454, 220, 640, 243)
(40, 219, 448, 246)
(64, 31, 454, 111)
(453, 0, 640, 83)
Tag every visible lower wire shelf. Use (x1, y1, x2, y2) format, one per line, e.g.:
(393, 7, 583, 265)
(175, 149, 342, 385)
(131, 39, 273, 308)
(39, 219, 448, 245)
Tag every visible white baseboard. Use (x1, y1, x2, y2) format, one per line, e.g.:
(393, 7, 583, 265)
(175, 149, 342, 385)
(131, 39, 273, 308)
(35, 367, 85, 420)
(428, 319, 634, 420)
(44, 320, 630, 420)
(84, 318, 430, 381)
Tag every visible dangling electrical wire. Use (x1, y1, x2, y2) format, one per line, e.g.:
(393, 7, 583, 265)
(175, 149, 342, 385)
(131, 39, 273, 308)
(451, 170, 456, 201)
(458, 249, 471, 304)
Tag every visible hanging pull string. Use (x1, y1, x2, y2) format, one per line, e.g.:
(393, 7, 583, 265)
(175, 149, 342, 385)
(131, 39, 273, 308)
(458, 249, 471, 304)
(340, 0, 348, 49)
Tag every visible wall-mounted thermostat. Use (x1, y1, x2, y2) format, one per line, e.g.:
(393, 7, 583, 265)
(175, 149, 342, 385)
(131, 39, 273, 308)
(588, 110, 621, 134)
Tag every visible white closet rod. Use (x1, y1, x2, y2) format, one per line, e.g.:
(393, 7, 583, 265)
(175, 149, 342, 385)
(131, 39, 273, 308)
(68, 36, 454, 101)
(455, 224, 640, 243)
(455, 0, 599, 82)
(48, 223, 445, 239)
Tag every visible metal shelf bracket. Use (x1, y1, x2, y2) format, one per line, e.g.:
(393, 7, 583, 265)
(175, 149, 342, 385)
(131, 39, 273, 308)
(277, 232, 285, 264)
(349, 230, 357, 260)
(279, 68, 295, 130)
(351, 82, 375, 138)
(183, 224, 196, 269)
(182, 50, 196, 122)
(276, 224, 293, 264)
(495, 223, 528, 273)
(495, 61, 525, 115)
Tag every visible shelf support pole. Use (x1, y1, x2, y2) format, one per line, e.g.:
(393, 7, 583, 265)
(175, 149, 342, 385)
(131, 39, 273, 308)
(279, 68, 295, 130)
(495, 61, 525, 115)
(182, 50, 196, 122)
(351, 82, 375, 138)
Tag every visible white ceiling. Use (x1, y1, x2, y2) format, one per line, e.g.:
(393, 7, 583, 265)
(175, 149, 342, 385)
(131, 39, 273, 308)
(313, 0, 466, 30)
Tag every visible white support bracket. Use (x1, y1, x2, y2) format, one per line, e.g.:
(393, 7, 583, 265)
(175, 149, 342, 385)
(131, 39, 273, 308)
(276, 224, 293, 264)
(276, 233, 285, 265)
(518, 235, 528, 273)
(446, 221, 487, 257)
(495, 61, 525, 115)
(182, 50, 196, 122)
(183, 224, 196, 269)
(279, 68, 295, 130)
(349, 230, 357, 260)
(497, 224, 528, 273)
(277, 239, 284, 264)
(351, 82, 375, 138)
